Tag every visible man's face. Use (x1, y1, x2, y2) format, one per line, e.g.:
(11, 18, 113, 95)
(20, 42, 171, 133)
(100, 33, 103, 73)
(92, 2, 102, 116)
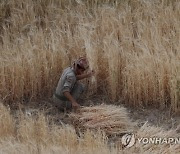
(76, 68, 85, 75)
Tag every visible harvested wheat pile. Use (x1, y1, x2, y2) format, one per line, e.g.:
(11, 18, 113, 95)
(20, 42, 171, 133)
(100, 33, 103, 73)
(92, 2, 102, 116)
(69, 105, 136, 136)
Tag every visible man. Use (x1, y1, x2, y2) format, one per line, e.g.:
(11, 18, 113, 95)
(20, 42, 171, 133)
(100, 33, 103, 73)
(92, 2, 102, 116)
(53, 57, 94, 111)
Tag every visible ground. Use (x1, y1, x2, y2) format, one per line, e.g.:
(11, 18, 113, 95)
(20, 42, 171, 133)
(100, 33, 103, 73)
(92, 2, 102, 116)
(9, 95, 180, 134)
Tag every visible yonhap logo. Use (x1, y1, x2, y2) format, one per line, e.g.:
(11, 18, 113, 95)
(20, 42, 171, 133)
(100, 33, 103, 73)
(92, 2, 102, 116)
(121, 133, 180, 148)
(121, 133, 136, 148)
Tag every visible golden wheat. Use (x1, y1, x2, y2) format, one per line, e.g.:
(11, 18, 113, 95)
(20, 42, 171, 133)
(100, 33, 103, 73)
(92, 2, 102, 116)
(70, 104, 136, 135)
(0, 0, 179, 112)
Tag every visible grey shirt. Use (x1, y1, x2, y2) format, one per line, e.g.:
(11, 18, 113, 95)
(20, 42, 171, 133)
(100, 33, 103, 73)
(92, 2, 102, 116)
(55, 67, 77, 97)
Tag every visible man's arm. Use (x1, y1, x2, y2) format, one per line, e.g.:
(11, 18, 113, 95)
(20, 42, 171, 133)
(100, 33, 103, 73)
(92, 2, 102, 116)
(62, 74, 80, 108)
(76, 70, 95, 80)
(63, 91, 80, 108)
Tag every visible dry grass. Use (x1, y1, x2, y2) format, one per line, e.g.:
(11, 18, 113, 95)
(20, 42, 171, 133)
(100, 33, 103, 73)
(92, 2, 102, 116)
(0, 103, 15, 139)
(0, 102, 118, 154)
(0, 0, 179, 152)
(122, 123, 180, 154)
(0, 102, 180, 153)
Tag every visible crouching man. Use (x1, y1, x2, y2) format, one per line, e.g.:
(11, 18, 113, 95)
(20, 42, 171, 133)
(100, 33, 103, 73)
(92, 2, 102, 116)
(53, 57, 94, 111)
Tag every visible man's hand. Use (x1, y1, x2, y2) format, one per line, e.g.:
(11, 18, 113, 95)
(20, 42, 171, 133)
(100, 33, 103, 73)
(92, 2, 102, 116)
(63, 91, 80, 109)
(76, 70, 95, 80)
(72, 101, 80, 109)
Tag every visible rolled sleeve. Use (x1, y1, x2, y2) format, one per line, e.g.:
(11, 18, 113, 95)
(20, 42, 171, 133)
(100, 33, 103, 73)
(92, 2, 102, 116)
(62, 75, 75, 93)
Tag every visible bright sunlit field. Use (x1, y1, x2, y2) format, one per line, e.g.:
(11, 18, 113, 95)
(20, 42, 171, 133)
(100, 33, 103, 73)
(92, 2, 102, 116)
(0, 0, 179, 153)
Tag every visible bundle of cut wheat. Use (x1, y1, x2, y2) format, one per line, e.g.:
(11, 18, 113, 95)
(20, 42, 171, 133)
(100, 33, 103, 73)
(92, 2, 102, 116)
(69, 104, 136, 136)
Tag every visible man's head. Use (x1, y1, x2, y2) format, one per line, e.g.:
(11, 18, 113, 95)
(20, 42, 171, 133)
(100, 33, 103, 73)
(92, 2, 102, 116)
(73, 57, 89, 75)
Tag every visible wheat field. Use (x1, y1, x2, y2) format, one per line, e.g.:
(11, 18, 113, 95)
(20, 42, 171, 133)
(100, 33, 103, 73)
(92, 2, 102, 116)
(0, 0, 180, 153)
(0, 0, 179, 111)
